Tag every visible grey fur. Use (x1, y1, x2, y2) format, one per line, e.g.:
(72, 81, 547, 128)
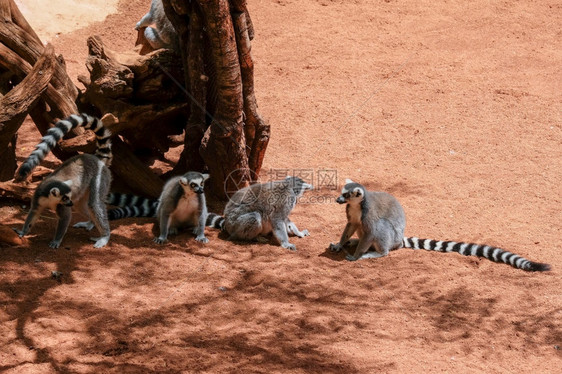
(329, 179, 551, 271)
(16, 155, 112, 248)
(220, 176, 313, 251)
(15, 114, 112, 249)
(329, 180, 405, 260)
(154, 171, 209, 244)
(135, 0, 178, 50)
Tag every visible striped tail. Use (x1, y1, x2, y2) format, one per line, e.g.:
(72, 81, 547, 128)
(206, 213, 225, 230)
(402, 237, 550, 272)
(15, 113, 112, 181)
(106, 193, 158, 220)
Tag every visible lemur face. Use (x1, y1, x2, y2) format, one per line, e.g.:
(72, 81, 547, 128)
(41, 180, 74, 208)
(285, 176, 313, 197)
(179, 173, 209, 195)
(336, 179, 365, 204)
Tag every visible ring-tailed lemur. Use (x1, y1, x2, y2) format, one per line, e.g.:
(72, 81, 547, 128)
(329, 179, 550, 272)
(106, 172, 210, 244)
(14, 114, 113, 249)
(135, 0, 178, 50)
(206, 176, 313, 251)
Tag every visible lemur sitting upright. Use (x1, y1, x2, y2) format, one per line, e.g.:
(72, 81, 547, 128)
(106, 172, 210, 244)
(206, 176, 313, 251)
(329, 179, 550, 272)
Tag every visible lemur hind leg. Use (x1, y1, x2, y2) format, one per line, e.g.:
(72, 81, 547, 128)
(227, 212, 264, 241)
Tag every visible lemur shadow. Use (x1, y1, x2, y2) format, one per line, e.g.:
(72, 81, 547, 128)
(319, 246, 348, 262)
(319, 242, 383, 262)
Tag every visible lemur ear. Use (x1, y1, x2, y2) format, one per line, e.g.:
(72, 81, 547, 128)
(50, 187, 61, 197)
(202, 173, 210, 181)
(353, 187, 364, 197)
(345, 178, 354, 184)
(179, 177, 188, 186)
(63, 180, 73, 187)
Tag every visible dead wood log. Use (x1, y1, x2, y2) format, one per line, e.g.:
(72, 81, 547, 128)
(111, 137, 164, 198)
(0, 0, 80, 161)
(78, 36, 187, 157)
(0, 44, 56, 180)
(0, 179, 36, 201)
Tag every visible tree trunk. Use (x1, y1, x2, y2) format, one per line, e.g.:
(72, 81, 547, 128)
(161, 0, 269, 199)
(0, 44, 56, 180)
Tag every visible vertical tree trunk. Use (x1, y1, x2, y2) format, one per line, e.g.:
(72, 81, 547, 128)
(232, 10, 270, 175)
(197, 0, 250, 197)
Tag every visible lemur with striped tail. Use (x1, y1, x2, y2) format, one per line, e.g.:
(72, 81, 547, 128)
(14, 114, 113, 248)
(106, 172, 210, 244)
(329, 179, 550, 272)
(206, 176, 313, 251)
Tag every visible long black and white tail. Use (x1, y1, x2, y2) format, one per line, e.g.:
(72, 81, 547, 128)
(402, 237, 550, 272)
(106, 193, 159, 220)
(16, 113, 112, 181)
(206, 213, 225, 230)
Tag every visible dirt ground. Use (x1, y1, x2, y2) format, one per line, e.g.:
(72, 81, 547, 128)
(1, 0, 561, 372)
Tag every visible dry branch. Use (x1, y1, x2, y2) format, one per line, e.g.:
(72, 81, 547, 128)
(0, 179, 36, 201)
(0, 44, 56, 180)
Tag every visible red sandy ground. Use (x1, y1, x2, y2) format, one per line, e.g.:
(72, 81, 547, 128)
(1, 0, 561, 372)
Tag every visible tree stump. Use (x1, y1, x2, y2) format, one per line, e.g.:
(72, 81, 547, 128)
(162, 0, 270, 198)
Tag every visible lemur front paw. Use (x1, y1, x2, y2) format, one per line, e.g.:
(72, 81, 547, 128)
(195, 236, 209, 244)
(13, 228, 24, 238)
(153, 237, 167, 244)
(48, 239, 62, 249)
(281, 242, 297, 251)
(345, 254, 358, 262)
(329, 243, 343, 252)
(91, 236, 109, 248)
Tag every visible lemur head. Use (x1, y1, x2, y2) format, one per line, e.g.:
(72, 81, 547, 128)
(179, 172, 210, 194)
(285, 176, 313, 197)
(39, 180, 73, 207)
(336, 179, 365, 204)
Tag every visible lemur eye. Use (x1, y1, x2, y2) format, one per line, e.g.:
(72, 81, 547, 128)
(343, 192, 350, 198)
(190, 183, 196, 188)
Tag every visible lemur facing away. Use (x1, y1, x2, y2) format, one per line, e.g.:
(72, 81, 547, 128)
(106, 172, 210, 244)
(329, 179, 550, 272)
(14, 114, 113, 249)
(135, 0, 178, 50)
(206, 176, 313, 251)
